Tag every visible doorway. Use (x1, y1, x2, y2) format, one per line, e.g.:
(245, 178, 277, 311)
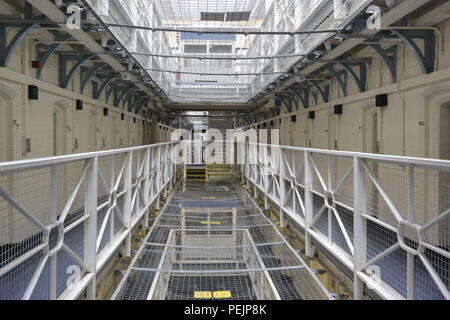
(0, 92, 12, 162)
(53, 104, 67, 156)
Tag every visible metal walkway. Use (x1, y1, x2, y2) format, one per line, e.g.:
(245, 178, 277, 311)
(112, 181, 331, 300)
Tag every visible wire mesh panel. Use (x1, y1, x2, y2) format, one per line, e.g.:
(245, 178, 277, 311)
(360, 160, 450, 300)
(85, 0, 373, 104)
(239, 141, 450, 300)
(0, 142, 178, 300)
(113, 181, 330, 300)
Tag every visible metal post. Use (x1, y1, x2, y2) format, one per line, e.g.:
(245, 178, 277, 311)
(84, 156, 98, 300)
(327, 156, 333, 245)
(353, 156, 367, 300)
(304, 151, 314, 256)
(123, 152, 133, 257)
(406, 164, 415, 300)
(50, 164, 57, 300)
(143, 148, 150, 228)
(279, 147, 286, 228)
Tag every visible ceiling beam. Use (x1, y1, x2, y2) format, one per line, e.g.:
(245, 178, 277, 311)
(26, 0, 162, 112)
(165, 103, 261, 112)
(259, 0, 433, 103)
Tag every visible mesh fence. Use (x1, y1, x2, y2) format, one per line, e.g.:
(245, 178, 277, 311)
(113, 181, 330, 300)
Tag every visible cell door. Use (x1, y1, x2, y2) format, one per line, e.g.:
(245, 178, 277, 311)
(0, 93, 12, 162)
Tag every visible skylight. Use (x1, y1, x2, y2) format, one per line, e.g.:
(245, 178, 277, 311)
(87, 0, 373, 104)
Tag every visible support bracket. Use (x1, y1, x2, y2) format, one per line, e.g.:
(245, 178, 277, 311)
(0, 9, 45, 67)
(80, 62, 107, 94)
(324, 64, 348, 97)
(94, 72, 120, 100)
(35, 33, 73, 79)
(390, 29, 436, 74)
(369, 44, 397, 82)
(308, 80, 330, 103)
(340, 61, 368, 93)
(59, 54, 96, 88)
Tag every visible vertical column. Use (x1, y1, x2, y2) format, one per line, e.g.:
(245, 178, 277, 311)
(327, 156, 333, 245)
(50, 165, 58, 300)
(304, 151, 314, 256)
(85, 156, 98, 300)
(406, 165, 415, 299)
(156, 146, 162, 209)
(279, 147, 286, 228)
(353, 156, 367, 300)
(123, 151, 133, 257)
(143, 148, 150, 228)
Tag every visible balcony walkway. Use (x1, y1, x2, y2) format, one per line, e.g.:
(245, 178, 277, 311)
(112, 180, 330, 300)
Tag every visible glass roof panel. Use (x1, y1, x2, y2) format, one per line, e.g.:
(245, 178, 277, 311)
(87, 0, 372, 104)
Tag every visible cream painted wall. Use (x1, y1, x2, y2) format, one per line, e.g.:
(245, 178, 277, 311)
(0, 29, 176, 162)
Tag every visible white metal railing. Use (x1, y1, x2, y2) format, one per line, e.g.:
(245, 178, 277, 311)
(238, 142, 450, 300)
(0, 142, 179, 300)
(3, 138, 449, 300)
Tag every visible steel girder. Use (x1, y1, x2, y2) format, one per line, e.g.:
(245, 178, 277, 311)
(308, 80, 330, 103)
(58, 54, 96, 88)
(269, 106, 281, 117)
(132, 96, 151, 114)
(324, 64, 348, 97)
(369, 44, 398, 82)
(93, 72, 120, 100)
(390, 29, 436, 74)
(114, 84, 135, 107)
(340, 60, 368, 93)
(35, 33, 73, 79)
(274, 94, 293, 113)
(80, 62, 107, 94)
(124, 92, 144, 112)
(0, 11, 47, 67)
(135, 96, 150, 114)
(283, 88, 301, 111)
(288, 86, 311, 109)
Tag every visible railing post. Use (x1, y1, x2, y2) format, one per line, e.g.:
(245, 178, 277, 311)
(143, 148, 150, 228)
(406, 164, 415, 300)
(304, 151, 313, 256)
(353, 156, 367, 300)
(123, 151, 133, 257)
(327, 155, 333, 245)
(279, 147, 285, 228)
(50, 164, 57, 300)
(85, 156, 98, 300)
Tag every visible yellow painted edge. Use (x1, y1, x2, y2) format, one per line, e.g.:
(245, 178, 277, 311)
(194, 291, 212, 299)
(213, 291, 232, 299)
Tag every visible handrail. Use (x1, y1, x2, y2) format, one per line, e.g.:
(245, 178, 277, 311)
(0, 141, 177, 171)
(236, 141, 450, 300)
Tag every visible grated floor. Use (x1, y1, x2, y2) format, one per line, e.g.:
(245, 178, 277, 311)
(112, 180, 331, 300)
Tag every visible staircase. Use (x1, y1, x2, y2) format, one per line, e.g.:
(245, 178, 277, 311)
(185, 165, 208, 182)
